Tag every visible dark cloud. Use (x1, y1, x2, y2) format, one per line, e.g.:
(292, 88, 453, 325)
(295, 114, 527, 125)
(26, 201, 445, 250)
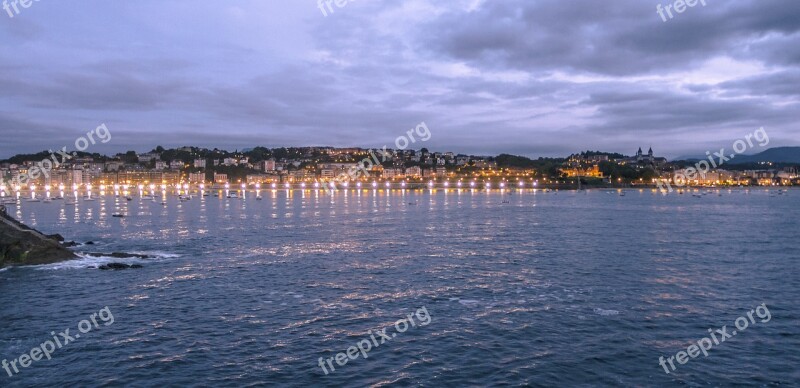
(0, 0, 798, 158)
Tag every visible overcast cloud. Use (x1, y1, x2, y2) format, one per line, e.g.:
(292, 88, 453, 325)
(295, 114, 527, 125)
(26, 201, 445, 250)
(0, 0, 798, 158)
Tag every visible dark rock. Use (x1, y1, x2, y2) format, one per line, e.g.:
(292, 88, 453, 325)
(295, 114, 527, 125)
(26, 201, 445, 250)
(46, 234, 65, 242)
(85, 241, 95, 245)
(0, 205, 77, 269)
(62, 241, 78, 247)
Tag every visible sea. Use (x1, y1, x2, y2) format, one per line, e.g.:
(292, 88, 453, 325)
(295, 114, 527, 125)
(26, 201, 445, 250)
(0, 188, 798, 387)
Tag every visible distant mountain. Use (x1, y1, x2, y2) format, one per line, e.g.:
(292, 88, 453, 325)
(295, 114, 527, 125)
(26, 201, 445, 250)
(728, 147, 800, 164)
(674, 147, 800, 164)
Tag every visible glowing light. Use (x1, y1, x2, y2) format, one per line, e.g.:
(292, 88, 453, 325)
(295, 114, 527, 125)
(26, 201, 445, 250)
(314, 182, 320, 188)
(225, 183, 230, 189)
(401, 181, 406, 187)
(357, 182, 362, 188)
(385, 182, 391, 188)
(470, 181, 476, 188)
(372, 181, 378, 188)
(284, 183, 290, 189)
(301, 183, 306, 189)
(499, 182, 505, 188)
(271, 183, 277, 189)
(444, 181, 450, 187)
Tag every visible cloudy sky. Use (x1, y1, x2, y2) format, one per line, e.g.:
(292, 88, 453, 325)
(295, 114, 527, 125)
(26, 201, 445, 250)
(1, 0, 798, 159)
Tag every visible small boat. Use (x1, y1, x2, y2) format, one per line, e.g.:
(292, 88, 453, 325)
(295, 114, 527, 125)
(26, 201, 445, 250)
(179, 195, 192, 202)
(502, 200, 510, 204)
(84, 197, 96, 201)
(26, 199, 41, 203)
(256, 196, 263, 200)
(126, 196, 133, 201)
(43, 198, 52, 203)
(65, 201, 77, 206)
(112, 213, 125, 218)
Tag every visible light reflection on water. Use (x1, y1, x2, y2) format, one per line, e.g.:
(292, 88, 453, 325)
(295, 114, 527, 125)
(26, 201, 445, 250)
(0, 189, 798, 386)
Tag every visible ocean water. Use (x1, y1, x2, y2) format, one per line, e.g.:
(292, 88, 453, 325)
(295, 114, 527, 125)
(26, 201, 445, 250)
(1, 188, 798, 387)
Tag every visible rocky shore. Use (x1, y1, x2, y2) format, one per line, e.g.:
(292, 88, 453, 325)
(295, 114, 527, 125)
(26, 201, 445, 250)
(0, 205, 78, 268)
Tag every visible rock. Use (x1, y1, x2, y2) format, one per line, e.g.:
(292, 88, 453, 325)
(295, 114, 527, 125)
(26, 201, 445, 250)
(98, 263, 143, 270)
(85, 241, 95, 245)
(46, 234, 65, 242)
(62, 241, 78, 247)
(0, 205, 77, 268)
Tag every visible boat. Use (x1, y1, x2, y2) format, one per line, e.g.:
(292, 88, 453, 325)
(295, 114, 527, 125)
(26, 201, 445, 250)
(126, 196, 133, 201)
(227, 192, 239, 199)
(256, 196, 263, 200)
(112, 213, 125, 218)
(179, 195, 192, 202)
(84, 197, 96, 201)
(26, 199, 41, 203)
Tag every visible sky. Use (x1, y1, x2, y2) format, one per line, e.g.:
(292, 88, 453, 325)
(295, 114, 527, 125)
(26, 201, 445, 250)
(0, 0, 799, 159)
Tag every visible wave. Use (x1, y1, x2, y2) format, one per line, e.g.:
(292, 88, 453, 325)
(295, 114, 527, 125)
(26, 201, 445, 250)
(32, 251, 179, 270)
